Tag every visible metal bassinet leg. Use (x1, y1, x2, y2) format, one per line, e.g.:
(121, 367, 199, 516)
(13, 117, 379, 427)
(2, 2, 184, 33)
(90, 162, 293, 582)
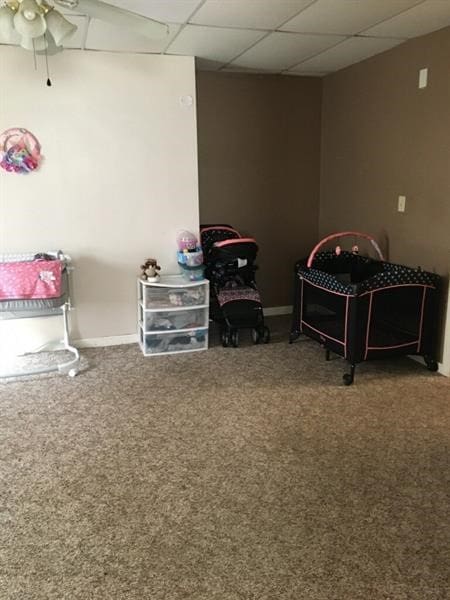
(0, 303, 80, 380)
(57, 302, 80, 376)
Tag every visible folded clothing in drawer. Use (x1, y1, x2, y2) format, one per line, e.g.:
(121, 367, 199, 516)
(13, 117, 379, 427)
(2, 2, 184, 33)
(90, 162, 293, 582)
(144, 308, 207, 331)
(0, 259, 63, 300)
(144, 329, 208, 354)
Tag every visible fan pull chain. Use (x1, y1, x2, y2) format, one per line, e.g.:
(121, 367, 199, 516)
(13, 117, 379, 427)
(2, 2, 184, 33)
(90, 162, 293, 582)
(44, 35, 52, 87)
(32, 38, 37, 71)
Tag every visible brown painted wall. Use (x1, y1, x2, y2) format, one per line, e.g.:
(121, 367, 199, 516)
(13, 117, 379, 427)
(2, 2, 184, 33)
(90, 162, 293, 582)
(320, 26, 450, 277)
(196, 72, 322, 307)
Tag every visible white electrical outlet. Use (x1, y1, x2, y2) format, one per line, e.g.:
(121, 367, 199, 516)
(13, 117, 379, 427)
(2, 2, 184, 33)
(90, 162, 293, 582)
(398, 195, 406, 212)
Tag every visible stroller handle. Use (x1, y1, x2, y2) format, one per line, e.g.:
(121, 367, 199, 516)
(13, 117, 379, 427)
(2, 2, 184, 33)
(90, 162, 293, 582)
(200, 225, 241, 237)
(306, 231, 385, 268)
(214, 237, 257, 248)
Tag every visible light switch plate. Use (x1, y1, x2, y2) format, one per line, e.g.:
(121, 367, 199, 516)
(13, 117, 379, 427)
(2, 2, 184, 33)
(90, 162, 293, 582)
(419, 68, 428, 89)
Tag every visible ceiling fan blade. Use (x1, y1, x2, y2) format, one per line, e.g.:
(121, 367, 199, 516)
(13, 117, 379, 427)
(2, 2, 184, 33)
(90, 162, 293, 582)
(54, 0, 169, 39)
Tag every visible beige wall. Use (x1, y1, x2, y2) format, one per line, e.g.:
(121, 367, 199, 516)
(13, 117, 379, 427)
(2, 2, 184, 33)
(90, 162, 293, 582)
(320, 26, 450, 276)
(0, 48, 199, 350)
(196, 72, 322, 307)
(2, 27, 449, 362)
(320, 25, 450, 367)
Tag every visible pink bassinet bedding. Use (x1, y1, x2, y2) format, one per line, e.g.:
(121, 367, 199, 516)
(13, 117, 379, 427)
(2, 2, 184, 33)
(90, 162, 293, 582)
(0, 259, 63, 301)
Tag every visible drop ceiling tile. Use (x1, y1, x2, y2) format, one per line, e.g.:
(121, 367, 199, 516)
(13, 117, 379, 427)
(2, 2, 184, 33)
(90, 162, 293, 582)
(85, 20, 180, 52)
(190, 0, 315, 30)
(280, 0, 422, 35)
(98, 0, 203, 24)
(363, 0, 450, 38)
(231, 31, 345, 71)
(195, 57, 225, 71)
(166, 25, 266, 62)
(288, 36, 404, 73)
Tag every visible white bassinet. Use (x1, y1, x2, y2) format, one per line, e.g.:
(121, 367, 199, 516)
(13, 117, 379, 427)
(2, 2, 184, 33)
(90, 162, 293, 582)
(0, 251, 80, 379)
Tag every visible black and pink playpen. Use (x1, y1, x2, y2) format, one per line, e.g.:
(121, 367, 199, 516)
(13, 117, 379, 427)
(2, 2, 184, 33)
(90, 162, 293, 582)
(290, 232, 441, 385)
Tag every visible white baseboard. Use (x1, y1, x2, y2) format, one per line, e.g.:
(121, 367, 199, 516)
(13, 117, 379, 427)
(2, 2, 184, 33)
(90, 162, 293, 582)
(73, 327, 449, 378)
(74, 306, 292, 348)
(438, 364, 449, 376)
(264, 305, 292, 317)
(75, 334, 138, 348)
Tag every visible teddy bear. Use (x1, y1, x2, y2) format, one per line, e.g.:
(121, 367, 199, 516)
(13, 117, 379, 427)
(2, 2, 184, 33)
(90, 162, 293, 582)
(140, 258, 161, 281)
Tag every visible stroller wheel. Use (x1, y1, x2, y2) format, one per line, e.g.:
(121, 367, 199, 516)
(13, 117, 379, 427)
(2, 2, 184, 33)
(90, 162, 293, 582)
(252, 328, 261, 344)
(231, 330, 239, 348)
(221, 331, 230, 348)
(262, 326, 270, 344)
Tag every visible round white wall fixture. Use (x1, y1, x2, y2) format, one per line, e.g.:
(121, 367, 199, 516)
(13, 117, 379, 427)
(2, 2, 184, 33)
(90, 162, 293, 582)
(179, 95, 193, 107)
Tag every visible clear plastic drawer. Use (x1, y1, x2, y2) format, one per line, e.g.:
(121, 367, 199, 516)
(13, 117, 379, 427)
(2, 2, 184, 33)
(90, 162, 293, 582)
(140, 328, 208, 355)
(143, 284, 207, 309)
(141, 307, 208, 332)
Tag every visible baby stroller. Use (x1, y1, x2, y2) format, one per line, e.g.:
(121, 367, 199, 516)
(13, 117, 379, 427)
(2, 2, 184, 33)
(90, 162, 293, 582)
(200, 224, 270, 348)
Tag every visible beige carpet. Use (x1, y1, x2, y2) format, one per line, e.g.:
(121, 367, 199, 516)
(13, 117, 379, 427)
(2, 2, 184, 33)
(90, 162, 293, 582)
(1, 319, 450, 599)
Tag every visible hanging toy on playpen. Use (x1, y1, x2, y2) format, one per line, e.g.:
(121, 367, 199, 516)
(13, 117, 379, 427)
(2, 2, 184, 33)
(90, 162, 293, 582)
(0, 128, 42, 174)
(307, 231, 380, 268)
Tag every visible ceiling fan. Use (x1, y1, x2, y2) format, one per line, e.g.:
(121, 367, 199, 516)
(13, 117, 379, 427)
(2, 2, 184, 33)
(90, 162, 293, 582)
(0, 0, 169, 53)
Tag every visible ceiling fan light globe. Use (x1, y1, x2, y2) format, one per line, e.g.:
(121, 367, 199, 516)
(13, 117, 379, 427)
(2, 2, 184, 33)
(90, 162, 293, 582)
(0, 6, 20, 43)
(36, 30, 63, 55)
(20, 32, 47, 50)
(14, 0, 46, 37)
(45, 9, 76, 45)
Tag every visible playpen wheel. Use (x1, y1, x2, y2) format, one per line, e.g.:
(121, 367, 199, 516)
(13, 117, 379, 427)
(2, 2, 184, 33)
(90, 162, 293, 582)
(343, 364, 355, 385)
(424, 356, 438, 372)
(68, 369, 78, 377)
(289, 331, 299, 344)
(231, 330, 239, 348)
(221, 331, 230, 348)
(342, 373, 353, 386)
(252, 328, 261, 344)
(262, 327, 270, 344)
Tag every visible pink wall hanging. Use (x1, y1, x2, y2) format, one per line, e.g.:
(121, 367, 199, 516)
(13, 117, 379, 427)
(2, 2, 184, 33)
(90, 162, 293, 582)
(0, 127, 42, 174)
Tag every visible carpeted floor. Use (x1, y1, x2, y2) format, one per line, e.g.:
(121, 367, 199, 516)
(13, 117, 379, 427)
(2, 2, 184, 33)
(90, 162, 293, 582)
(1, 317, 450, 599)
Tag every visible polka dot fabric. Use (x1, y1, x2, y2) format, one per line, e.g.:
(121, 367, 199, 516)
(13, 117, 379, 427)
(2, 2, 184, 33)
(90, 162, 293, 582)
(217, 286, 261, 307)
(297, 251, 439, 295)
(358, 262, 439, 293)
(0, 259, 63, 300)
(200, 227, 241, 262)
